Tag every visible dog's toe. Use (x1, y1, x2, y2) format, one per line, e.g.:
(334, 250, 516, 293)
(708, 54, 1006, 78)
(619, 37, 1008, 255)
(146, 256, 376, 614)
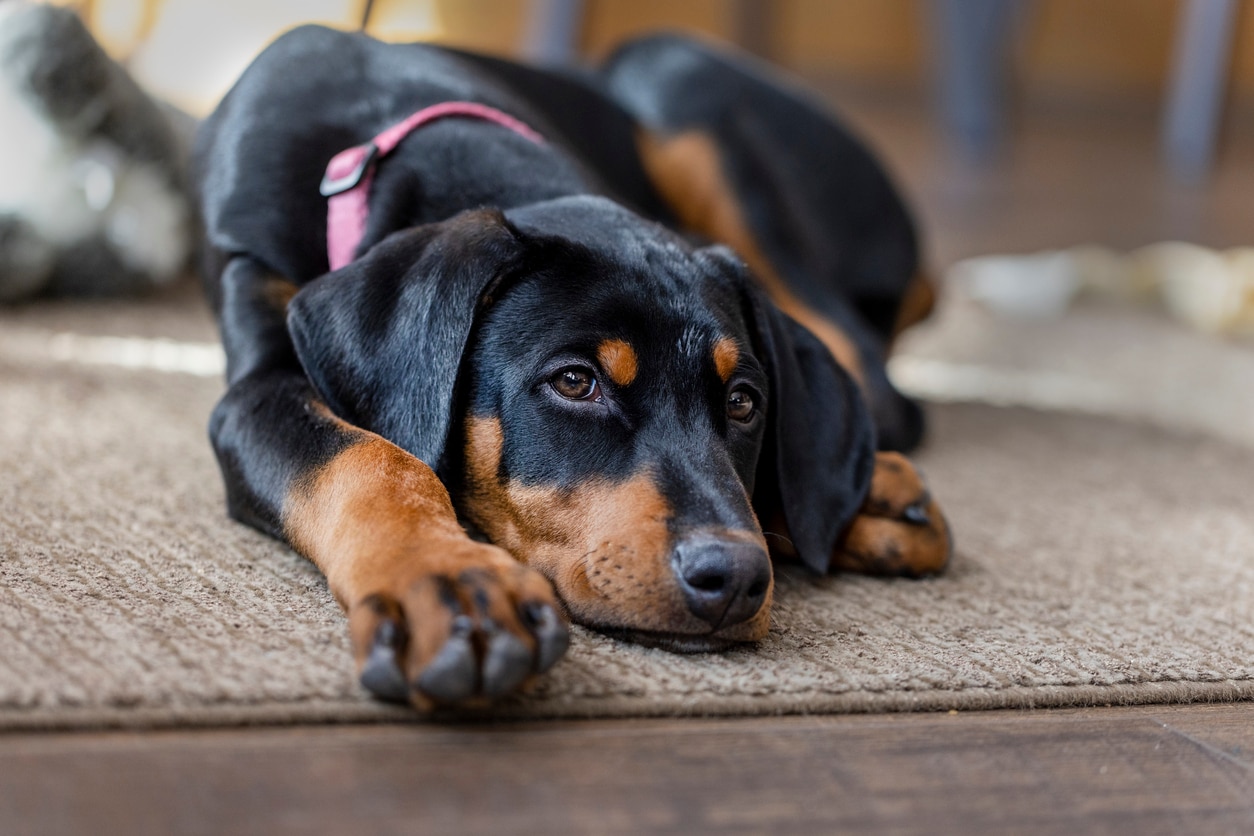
(524, 602, 570, 673)
(353, 596, 410, 703)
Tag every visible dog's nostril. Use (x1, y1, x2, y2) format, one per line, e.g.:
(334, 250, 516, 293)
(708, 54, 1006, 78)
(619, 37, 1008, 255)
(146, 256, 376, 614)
(686, 571, 726, 593)
(746, 579, 768, 599)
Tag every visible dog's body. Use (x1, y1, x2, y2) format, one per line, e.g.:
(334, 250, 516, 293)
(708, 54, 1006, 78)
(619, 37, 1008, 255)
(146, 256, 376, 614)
(195, 27, 950, 708)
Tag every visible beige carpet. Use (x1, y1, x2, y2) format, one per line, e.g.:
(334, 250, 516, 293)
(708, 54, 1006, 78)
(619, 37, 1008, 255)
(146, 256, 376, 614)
(2, 290, 1253, 729)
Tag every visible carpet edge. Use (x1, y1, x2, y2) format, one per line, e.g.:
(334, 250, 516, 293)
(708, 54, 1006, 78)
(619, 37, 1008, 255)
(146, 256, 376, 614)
(2, 679, 1251, 733)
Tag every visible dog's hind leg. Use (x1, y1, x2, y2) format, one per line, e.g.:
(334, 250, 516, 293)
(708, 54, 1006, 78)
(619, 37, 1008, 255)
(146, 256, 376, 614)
(601, 34, 930, 452)
(208, 255, 568, 709)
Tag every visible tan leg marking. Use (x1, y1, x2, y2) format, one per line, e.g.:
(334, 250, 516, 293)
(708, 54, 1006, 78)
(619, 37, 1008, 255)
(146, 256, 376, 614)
(597, 338, 639, 387)
(283, 421, 565, 708)
(636, 129, 865, 387)
(832, 451, 951, 577)
(462, 416, 771, 641)
(712, 336, 740, 382)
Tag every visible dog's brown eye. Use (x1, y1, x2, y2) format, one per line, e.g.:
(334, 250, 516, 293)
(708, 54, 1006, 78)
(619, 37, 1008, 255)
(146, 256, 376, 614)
(551, 367, 600, 401)
(727, 388, 755, 422)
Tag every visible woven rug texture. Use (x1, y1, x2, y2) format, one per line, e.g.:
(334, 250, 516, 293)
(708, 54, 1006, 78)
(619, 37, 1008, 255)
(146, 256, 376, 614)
(1, 294, 1252, 729)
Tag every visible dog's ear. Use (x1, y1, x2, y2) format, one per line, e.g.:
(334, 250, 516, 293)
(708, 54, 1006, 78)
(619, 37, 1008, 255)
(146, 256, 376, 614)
(746, 289, 877, 573)
(287, 209, 523, 475)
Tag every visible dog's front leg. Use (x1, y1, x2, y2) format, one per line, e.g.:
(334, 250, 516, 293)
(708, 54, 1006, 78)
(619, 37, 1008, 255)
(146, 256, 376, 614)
(830, 452, 952, 577)
(209, 257, 567, 708)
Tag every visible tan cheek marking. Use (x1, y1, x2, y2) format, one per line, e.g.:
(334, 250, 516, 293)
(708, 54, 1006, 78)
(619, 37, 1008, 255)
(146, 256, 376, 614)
(597, 338, 638, 387)
(462, 417, 688, 631)
(510, 476, 682, 630)
(712, 337, 740, 382)
(636, 129, 865, 387)
(283, 433, 466, 608)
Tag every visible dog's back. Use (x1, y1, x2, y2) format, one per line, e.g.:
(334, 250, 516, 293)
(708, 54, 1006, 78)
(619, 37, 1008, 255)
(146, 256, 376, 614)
(195, 27, 665, 292)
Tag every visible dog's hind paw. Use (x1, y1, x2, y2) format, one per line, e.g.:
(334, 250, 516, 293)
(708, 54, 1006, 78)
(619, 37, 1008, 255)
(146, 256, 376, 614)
(831, 451, 952, 577)
(346, 541, 569, 710)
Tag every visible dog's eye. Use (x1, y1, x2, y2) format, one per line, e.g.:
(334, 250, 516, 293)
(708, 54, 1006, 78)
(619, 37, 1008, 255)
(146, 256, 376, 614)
(551, 367, 600, 401)
(727, 387, 756, 423)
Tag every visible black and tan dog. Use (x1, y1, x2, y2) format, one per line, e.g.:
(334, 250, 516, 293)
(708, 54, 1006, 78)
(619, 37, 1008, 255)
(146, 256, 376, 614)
(194, 28, 950, 709)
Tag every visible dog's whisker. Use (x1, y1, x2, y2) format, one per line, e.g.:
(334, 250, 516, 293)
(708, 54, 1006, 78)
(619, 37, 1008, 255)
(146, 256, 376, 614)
(763, 531, 795, 549)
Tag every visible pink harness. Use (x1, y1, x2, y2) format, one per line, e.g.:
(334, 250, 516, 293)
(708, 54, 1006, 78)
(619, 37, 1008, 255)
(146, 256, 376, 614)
(320, 102, 545, 271)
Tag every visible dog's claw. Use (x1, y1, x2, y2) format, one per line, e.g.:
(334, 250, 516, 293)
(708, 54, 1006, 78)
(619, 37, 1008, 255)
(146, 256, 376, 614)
(416, 615, 478, 703)
(481, 629, 532, 698)
(527, 603, 570, 673)
(901, 503, 931, 526)
(360, 624, 409, 703)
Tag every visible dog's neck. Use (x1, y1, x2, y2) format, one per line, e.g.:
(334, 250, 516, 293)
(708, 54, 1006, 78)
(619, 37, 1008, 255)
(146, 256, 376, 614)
(323, 103, 548, 270)
(340, 114, 598, 265)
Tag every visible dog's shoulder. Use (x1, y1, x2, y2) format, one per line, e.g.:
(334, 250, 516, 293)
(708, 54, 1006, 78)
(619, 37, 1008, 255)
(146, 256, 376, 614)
(197, 29, 500, 280)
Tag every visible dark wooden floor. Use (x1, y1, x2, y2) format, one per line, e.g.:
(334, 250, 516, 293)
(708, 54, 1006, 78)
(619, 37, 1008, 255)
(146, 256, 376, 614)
(1, 703, 1252, 834)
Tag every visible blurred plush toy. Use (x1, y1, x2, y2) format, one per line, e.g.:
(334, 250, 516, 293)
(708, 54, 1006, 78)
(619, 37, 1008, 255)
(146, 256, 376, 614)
(0, 1, 192, 301)
(951, 242, 1254, 339)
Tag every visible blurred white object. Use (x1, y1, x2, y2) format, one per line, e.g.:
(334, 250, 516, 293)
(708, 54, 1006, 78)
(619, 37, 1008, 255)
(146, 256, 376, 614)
(0, 1, 191, 299)
(1130, 242, 1254, 337)
(948, 242, 1254, 339)
(949, 251, 1080, 318)
(1070, 245, 1153, 300)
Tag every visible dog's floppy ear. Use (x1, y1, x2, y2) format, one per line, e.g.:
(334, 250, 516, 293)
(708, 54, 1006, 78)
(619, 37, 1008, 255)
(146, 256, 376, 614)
(287, 209, 523, 474)
(747, 289, 877, 573)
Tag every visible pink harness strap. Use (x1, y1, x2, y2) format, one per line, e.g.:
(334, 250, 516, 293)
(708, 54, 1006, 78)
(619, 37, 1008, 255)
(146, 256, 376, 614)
(320, 102, 545, 271)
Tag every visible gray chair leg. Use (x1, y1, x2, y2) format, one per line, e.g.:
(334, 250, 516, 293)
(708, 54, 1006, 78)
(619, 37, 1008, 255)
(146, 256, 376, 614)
(1162, 0, 1240, 180)
(928, 0, 1029, 161)
(521, 0, 585, 66)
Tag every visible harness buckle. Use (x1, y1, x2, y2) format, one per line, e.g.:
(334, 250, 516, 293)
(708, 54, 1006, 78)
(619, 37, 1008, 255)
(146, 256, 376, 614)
(319, 142, 379, 197)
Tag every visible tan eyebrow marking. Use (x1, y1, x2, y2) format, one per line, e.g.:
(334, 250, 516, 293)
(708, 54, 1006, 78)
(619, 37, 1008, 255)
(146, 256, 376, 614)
(597, 338, 639, 387)
(712, 337, 740, 382)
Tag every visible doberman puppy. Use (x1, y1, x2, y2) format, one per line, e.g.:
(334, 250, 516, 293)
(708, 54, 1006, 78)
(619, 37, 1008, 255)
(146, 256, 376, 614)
(194, 28, 950, 709)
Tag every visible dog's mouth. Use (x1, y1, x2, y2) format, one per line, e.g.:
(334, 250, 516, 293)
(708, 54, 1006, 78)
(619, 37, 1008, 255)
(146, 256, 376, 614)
(589, 625, 750, 653)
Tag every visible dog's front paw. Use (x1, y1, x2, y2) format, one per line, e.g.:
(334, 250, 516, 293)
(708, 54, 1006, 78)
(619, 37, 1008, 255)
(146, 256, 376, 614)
(346, 541, 569, 709)
(831, 451, 951, 577)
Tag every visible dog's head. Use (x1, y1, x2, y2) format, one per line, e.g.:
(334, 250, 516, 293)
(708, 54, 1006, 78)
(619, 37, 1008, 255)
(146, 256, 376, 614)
(288, 197, 874, 650)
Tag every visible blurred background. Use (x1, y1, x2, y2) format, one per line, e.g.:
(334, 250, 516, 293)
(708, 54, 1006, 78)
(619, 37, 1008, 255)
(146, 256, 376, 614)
(11, 0, 1254, 443)
(45, 0, 1252, 262)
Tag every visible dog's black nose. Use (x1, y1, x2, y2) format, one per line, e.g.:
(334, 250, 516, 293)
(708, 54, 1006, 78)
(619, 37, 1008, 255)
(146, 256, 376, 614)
(674, 538, 771, 629)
